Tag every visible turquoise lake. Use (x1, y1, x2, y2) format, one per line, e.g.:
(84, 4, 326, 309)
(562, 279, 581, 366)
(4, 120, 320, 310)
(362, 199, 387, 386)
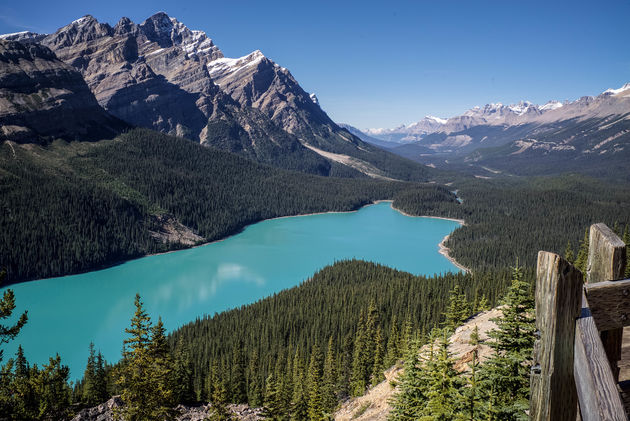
(2, 202, 461, 380)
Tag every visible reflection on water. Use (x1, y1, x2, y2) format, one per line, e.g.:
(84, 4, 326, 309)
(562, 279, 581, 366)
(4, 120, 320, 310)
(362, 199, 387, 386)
(2, 202, 461, 379)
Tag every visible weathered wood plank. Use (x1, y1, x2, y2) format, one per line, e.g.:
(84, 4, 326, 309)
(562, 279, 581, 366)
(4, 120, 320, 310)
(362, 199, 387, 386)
(586, 223, 627, 381)
(587, 223, 627, 284)
(530, 251, 583, 421)
(585, 279, 630, 331)
(574, 295, 628, 421)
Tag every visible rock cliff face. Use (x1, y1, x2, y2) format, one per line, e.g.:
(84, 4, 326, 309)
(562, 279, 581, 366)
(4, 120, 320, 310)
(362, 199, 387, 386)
(39, 14, 230, 140)
(2, 13, 427, 180)
(0, 39, 126, 143)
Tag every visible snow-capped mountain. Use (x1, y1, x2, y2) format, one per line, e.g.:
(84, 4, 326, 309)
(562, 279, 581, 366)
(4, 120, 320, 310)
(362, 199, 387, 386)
(361, 84, 630, 150)
(358, 83, 630, 179)
(365, 116, 448, 143)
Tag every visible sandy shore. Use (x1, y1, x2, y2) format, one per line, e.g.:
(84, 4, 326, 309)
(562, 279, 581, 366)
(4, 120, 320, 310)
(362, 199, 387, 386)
(438, 234, 470, 273)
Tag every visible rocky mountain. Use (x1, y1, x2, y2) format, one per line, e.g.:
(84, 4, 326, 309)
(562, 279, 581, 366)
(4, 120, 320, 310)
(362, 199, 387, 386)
(338, 123, 395, 149)
(1, 13, 428, 180)
(0, 39, 126, 143)
(365, 116, 448, 143)
(364, 85, 630, 149)
(352, 84, 630, 178)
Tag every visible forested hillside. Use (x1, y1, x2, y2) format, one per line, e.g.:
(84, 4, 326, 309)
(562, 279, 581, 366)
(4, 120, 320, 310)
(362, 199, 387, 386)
(393, 175, 630, 271)
(167, 260, 519, 409)
(0, 129, 451, 284)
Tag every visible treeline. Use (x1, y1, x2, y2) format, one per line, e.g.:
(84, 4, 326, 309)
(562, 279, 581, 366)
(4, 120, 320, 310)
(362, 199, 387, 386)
(393, 175, 630, 270)
(0, 129, 450, 284)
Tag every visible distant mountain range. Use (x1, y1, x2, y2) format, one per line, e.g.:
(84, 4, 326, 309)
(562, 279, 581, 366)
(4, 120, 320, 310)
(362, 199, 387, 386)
(343, 84, 630, 179)
(0, 13, 428, 181)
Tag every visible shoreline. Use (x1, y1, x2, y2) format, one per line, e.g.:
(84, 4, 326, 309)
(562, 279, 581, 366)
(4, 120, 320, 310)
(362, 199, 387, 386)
(438, 233, 470, 273)
(7, 199, 469, 286)
(388, 202, 469, 273)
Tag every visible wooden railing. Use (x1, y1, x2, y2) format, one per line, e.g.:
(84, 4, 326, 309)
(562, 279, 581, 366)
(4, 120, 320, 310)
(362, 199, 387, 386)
(531, 223, 629, 421)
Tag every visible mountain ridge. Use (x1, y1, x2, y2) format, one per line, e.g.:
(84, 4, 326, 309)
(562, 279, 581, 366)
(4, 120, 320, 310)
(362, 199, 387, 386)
(361, 83, 630, 144)
(1, 12, 429, 181)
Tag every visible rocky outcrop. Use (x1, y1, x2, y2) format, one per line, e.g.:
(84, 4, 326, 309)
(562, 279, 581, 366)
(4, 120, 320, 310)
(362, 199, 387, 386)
(0, 39, 126, 143)
(70, 396, 263, 421)
(334, 308, 502, 421)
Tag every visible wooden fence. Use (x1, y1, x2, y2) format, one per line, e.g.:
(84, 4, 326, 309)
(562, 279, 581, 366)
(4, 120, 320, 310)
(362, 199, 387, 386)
(530, 223, 629, 421)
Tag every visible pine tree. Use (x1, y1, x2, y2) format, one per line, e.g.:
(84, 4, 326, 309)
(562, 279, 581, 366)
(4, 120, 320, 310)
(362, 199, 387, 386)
(9, 345, 37, 419)
(459, 348, 482, 421)
(31, 355, 72, 420)
(470, 325, 480, 346)
(247, 350, 263, 407)
(479, 266, 535, 421)
(306, 344, 325, 421)
(230, 346, 247, 404)
(117, 293, 175, 421)
(477, 294, 490, 312)
(0, 269, 28, 363)
(371, 326, 385, 386)
(82, 342, 99, 406)
(173, 338, 196, 404)
(262, 374, 284, 420)
(420, 330, 464, 419)
(94, 351, 109, 404)
(613, 221, 621, 236)
(279, 351, 293, 414)
(149, 317, 175, 417)
(321, 336, 337, 414)
(564, 240, 575, 264)
(389, 338, 431, 420)
(442, 284, 469, 332)
(384, 315, 400, 367)
(209, 378, 233, 421)
(290, 349, 308, 420)
(399, 318, 414, 358)
(350, 310, 367, 396)
(575, 229, 589, 273)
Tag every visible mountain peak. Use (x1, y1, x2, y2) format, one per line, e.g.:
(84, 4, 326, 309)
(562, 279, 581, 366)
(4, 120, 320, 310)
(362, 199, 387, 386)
(72, 15, 97, 26)
(603, 83, 630, 96)
(425, 115, 447, 124)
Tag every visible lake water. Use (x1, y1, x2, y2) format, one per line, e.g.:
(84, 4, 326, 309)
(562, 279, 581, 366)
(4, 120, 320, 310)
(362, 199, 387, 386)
(2, 202, 461, 380)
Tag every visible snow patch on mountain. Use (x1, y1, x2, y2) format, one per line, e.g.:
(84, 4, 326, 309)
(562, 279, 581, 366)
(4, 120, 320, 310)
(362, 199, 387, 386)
(426, 115, 447, 124)
(207, 50, 265, 80)
(603, 83, 630, 96)
(540, 100, 564, 111)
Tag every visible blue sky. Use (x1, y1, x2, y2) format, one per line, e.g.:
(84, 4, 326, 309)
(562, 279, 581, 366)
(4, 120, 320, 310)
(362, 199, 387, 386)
(1, 0, 629, 129)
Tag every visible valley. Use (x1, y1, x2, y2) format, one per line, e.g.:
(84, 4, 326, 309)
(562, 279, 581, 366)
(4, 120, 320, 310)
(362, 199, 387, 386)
(0, 5, 629, 421)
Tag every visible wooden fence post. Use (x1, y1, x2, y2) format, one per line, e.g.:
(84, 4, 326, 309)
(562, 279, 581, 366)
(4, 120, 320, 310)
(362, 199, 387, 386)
(586, 223, 627, 381)
(530, 251, 583, 421)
